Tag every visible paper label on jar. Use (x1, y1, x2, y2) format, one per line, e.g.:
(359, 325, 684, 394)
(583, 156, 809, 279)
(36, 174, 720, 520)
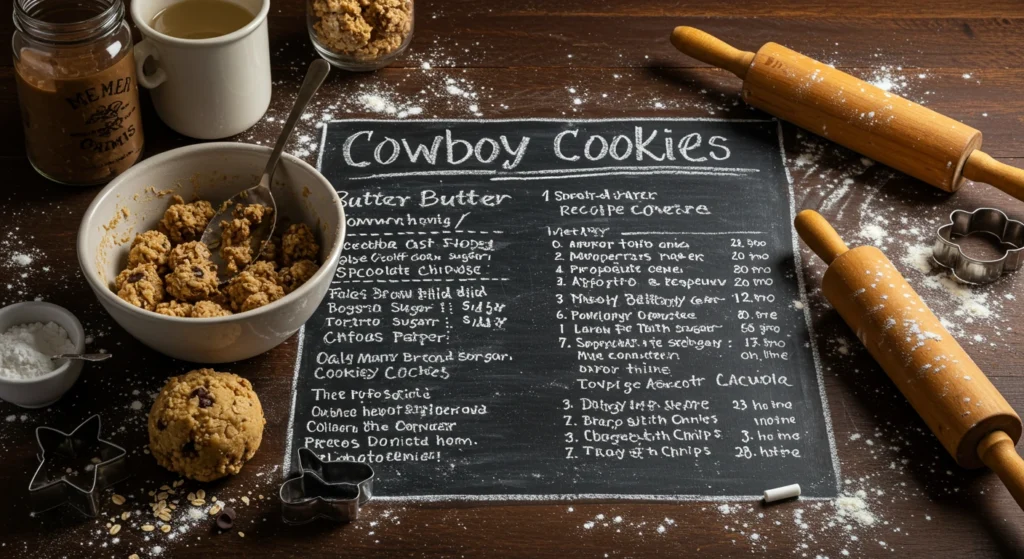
(16, 50, 145, 185)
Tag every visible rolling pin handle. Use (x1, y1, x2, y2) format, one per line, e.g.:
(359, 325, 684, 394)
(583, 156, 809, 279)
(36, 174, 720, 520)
(670, 26, 755, 79)
(794, 210, 849, 265)
(977, 431, 1024, 512)
(963, 150, 1024, 203)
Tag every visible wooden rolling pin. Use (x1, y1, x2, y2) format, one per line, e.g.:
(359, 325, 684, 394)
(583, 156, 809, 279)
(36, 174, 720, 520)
(795, 209, 1024, 510)
(671, 27, 1024, 202)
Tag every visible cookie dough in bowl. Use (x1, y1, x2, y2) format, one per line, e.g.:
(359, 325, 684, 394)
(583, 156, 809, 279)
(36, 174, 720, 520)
(149, 369, 265, 481)
(76, 142, 345, 363)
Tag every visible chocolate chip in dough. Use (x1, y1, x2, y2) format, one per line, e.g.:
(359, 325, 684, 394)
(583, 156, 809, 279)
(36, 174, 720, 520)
(215, 506, 237, 530)
(127, 272, 145, 283)
(192, 266, 205, 278)
(190, 386, 214, 408)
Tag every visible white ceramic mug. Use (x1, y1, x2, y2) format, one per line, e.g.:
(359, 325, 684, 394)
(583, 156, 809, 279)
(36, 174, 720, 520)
(130, 0, 271, 139)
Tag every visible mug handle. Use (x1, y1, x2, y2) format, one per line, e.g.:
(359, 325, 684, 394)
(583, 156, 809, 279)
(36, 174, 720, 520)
(134, 39, 167, 89)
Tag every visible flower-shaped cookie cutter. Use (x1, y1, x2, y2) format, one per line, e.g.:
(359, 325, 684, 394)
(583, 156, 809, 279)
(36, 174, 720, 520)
(932, 208, 1024, 284)
(28, 415, 129, 517)
(279, 447, 374, 525)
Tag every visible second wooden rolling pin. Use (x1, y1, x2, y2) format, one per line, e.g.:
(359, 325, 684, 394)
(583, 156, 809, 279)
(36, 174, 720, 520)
(671, 27, 1024, 203)
(795, 209, 1024, 511)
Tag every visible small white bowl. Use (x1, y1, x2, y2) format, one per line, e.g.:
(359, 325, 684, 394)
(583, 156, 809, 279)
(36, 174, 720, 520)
(0, 302, 86, 408)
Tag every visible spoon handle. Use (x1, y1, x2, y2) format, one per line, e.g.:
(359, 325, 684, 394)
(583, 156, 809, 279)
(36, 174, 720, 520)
(52, 353, 112, 362)
(260, 59, 332, 189)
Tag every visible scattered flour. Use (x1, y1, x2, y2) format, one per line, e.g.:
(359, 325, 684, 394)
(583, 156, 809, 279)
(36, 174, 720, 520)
(901, 244, 934, 274)
(922, 274, 994, 321)
(858, 223, 889, 245)
(834, 491, 876, 527)
(866, 66, 909, 93)
(10, 253, 33, 266)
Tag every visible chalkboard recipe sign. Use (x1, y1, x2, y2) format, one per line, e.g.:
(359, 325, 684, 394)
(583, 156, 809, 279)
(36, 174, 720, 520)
(285, 118, 841, 501)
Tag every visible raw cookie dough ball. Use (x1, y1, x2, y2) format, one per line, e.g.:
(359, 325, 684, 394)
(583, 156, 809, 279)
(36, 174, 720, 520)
(127, 230, 172, 270)
(148, 369, 265, 482)
(168, 241, 212, 270)
(158, 195, 215, 244)
(115, 263, 165, 311)
(279, 260, 320, 293)
(192, 301, 232, 318)
(247, 260, 278, 282)
(221, 245, 252, 276)
(257, 236, 279, 263)
(220, 217, 251, 275)
(220, 204, 273, 275)
(155, 300, 193, 317)
(236, 203, 271, 224)
(281, 223, 319, 265)
(165, 263, 221, 303)
(226, 270, 284, 312)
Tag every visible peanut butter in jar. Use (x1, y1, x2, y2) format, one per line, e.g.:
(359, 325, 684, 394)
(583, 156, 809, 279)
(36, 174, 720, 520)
(13, 0, 144, 186)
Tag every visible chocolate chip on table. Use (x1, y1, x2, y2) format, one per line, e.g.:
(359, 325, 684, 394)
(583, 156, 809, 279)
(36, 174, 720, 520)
(215, 506, 237, 530)
(127, 272, 145, 283)
(190, 386, 214, 408)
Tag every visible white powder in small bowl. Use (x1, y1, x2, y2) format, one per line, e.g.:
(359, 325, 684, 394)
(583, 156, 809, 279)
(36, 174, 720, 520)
(0, 322, 75, 380)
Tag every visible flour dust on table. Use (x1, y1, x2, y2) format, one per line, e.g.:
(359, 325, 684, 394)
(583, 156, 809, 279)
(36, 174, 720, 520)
(286, 119, 840, 499)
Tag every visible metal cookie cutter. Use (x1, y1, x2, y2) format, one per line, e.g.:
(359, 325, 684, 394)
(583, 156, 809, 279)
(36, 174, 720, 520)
(28, 415, 128, 517)
(280, 447, 375, 525)
(932, 208, 1024, 284)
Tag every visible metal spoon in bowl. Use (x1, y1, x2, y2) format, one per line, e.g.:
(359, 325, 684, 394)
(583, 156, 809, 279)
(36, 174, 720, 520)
(200, 59, 331, 284)
(52, 353, 112, 362)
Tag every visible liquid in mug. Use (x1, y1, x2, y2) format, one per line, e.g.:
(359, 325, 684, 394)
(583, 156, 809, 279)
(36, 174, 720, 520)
(150, 0, 254, 39)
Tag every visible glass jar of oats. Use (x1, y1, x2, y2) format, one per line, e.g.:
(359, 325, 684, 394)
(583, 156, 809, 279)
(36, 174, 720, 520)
(307, 0, 414, 71)
(12, 0, 144, 185)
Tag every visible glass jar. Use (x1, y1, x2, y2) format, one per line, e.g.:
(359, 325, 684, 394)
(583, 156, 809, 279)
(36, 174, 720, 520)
(13, 0, 144, 185)
(307, 0, 414, 71)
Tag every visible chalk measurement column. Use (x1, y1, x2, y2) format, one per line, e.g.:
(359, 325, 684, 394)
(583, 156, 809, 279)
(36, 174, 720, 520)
(727, 234, 802, 462)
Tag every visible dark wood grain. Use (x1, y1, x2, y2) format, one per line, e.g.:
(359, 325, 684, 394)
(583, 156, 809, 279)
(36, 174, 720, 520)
(4, 1, 1024, 557)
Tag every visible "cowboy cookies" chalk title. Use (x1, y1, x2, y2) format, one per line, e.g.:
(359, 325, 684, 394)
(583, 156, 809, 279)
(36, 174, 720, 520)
(339, 125, 732, 170)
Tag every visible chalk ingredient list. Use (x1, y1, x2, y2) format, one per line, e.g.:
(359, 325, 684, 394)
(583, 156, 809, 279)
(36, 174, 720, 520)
(285, 119, 840, 499)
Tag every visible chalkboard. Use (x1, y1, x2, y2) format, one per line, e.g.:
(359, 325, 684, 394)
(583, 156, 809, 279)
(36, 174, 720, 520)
(284, 118, 840, 500)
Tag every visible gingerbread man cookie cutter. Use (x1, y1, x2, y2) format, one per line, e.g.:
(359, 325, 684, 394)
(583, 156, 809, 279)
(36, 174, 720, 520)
(280, 447, 374, 525)
(932, 208, 1024, 284)
(28, 415, 129, 517)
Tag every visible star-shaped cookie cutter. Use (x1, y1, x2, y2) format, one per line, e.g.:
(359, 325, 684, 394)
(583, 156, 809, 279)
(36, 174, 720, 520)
(932, 207, 1024, 284)
(279, 447, 375, 525)
(28, 415, 129, 517)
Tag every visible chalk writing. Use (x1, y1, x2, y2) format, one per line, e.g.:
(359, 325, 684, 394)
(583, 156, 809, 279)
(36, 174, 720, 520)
(286, 119, 839, 500)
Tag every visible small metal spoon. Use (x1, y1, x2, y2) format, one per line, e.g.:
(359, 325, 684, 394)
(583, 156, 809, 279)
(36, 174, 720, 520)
(52, 353, 112, 362)
(201, 59, 332, 283)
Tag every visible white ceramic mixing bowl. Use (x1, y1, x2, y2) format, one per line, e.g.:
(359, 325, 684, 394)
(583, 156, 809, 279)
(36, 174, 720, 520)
(77, 143, 344, 363)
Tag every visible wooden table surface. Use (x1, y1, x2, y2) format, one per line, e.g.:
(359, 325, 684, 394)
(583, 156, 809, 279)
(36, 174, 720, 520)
(4, 1, 1024, 557)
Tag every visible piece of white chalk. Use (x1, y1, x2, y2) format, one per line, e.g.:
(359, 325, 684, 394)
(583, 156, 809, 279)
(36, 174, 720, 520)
(763, 483, 801, 503)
